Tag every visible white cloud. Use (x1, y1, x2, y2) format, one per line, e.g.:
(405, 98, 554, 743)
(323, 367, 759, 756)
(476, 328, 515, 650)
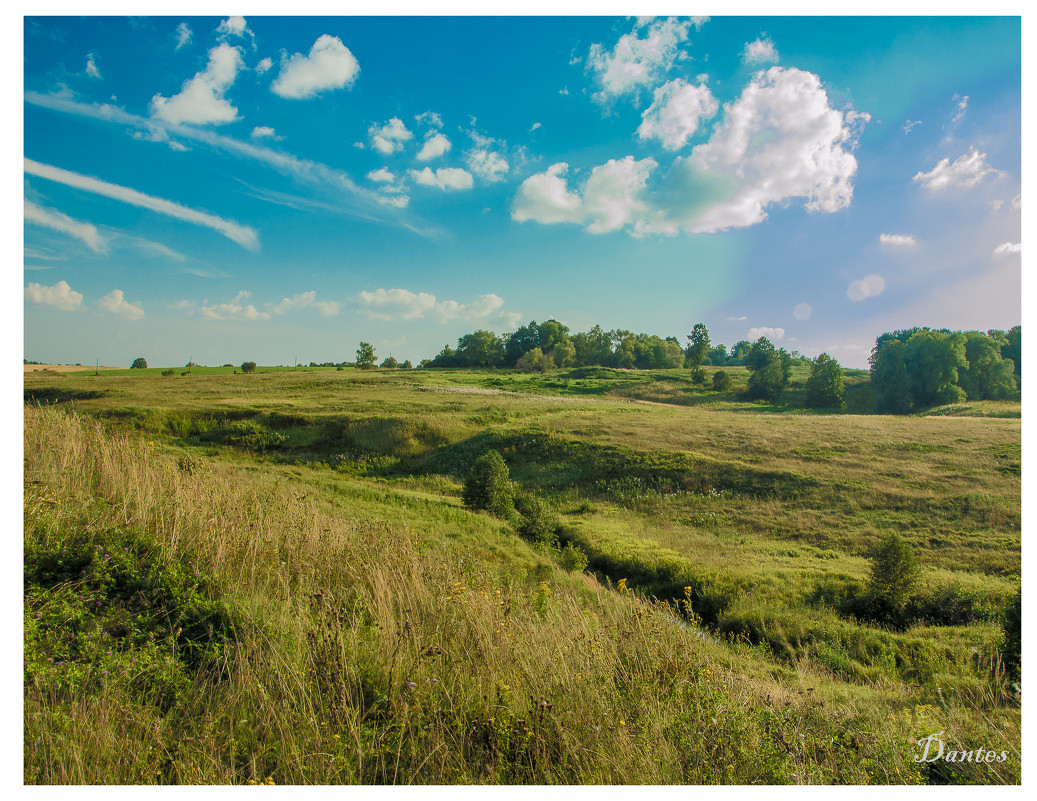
(673, 66, 867, 233)
(85, 53, 102, 79)
(250, 125, 281, 140)
(513, 157, 658, 233)
(793, 303, 812, 321)
(25, 280, 84, 311)
(97, 289, 145, 319)
(1011, 194, 1021, 211)
(369, 117, 413, 155)
(25, 158, 259, 250)
(727, 315, 747, 321)
(255, 57, 273, 74)
(271, 35, 360, 99)
(408, 167, 474, 191)
(742, 36, 778, 63)
(416, 132, 452, 161)
(950, 93, 969, 126)
(747, 326, 785, 340)
(847, 274, 885, 302)
(879, 233, 917, 247)
(913, 148, 1002, 191)
(24, 200, 108, 253)
(175, 22, 193, 51)
(354, 288, 511, 324)
(150, 42, 243, 125)
(903, 119, 922, 134)
(559, 87, 569, 96)
(587, 17, 693, 100)
(217, 16, 254, 47)
(198, 290, 271, 321)
(466, 149, 509, 182)
(993, 242, 1021, 257)
(414, 110, 443, 129)
(367, 167, 396, 183)
(637, 78, 718, 150)
(529, 122, 542, 133)
(268, 290, 341, 316)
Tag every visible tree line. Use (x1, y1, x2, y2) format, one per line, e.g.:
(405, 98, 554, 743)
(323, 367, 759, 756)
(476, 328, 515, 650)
(869, 326, 1020, 413)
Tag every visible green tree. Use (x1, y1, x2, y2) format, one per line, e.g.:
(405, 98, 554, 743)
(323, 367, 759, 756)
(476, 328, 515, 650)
(462, 450, 514, 519)
(868, 532, 921, 612)
(355, 342, 376, 370)
(686, 323, 711, 368)
(428, 344, 459, 368)
(515, 347, 553, 372)
(959, 331, 1015, 400)
(904, 329, 966, 407)
(504, 320, 541, 365)
(456, 330, 506, 367)
(870, 339, 912, 414)
(551, 338, 576, 368)
(130, 357, 148, 369)
(728, 340, 752, 365)
(240, 361, 257, 374)
(804, 353, 845, 409)
(1002, 325, 1021, 387)
(744, 338, 790, 401)
(572, 325, 615, 366)
(712, 370, 733, 392)
(380, 355, 399, 368)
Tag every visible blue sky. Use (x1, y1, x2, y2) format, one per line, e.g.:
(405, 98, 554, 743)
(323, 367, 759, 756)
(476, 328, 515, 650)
(22, 12, 1022, 368)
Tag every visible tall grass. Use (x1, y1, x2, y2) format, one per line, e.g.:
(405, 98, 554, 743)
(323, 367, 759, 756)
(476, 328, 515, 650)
(25, 405, 1020, 784)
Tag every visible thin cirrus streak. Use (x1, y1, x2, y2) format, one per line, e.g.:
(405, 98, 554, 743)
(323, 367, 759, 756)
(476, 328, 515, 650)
(24, 157, 259, 250)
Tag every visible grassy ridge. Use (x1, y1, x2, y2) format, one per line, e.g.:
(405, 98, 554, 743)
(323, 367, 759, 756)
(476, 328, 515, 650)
(23, 367, 1021, 784)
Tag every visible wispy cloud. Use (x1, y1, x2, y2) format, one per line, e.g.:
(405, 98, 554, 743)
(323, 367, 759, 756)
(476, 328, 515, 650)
(268, 290, 341, 316)
(25, 157, 259, 250)
(24, 199, 108, 252)
(879, 233, 917, 247)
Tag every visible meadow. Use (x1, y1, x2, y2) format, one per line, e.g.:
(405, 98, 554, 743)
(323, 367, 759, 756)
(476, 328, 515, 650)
(23, 363, 1021, 784)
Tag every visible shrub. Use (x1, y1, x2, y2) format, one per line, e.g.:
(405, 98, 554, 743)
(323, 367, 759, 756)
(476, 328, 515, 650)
(514, 491, 558, 544)
(712, 371, 733, 392)
(805, 353, 846, 409)
(1001, 590, 1021, 680)
(555, 542, 589, 573)
(130, 357, 147, 369)
(690, 367, 706, 385)
(865, 533, 921, 621)
(161, 369, 175, 377)
(515, 347, 553, 373)
(462, 450, 515, 519)
(240, 361, 257, 374)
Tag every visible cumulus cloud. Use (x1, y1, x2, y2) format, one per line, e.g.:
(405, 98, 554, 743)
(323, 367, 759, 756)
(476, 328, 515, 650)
(408, 167, 474, 191)
(217, 16, 255, 47)
(97, 288, 145, 319)
(250, 125, 282, 140)
(993, 242, 1021, 257)
(24, 200, 108, 253)
(913, 148, 1002, 191)
(742, 36, 778, 63)
(847, 274, 886, 302)
(367, 167, 395, 183)
(271, 35, 360, 99)
(637, 78, 718, 150)
(25, 280, 84, 311)
(175, 22, 193, 51)
(85, 53, 102, 79)
(416, 132, 452, 161)
(466, 149, 509, 182)
(369, 117, 413, 155)
(198, 290, 270, 320)
(25, 158, 259, 250)
(587, 17, 693, 100)
(150, 42, 243, 125)
(414, 110, 443, 129)
(255, 57, 273, 74)
(268, 290, 341, 316)
(513, 157, 657, 234)
(354, 288, 511, 324)
(747, 326, 785, 340)
(879, 233, 917, 247)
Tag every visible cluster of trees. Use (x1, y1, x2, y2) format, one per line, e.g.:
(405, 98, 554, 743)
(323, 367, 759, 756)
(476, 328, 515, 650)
(869, 326, 1020, 413)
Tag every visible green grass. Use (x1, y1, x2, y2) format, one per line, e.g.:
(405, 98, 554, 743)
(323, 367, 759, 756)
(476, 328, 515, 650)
(23, 366, 1021, 784)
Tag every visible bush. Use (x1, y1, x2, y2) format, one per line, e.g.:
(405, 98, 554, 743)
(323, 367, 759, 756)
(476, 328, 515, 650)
(555, 542, 589, 573)
(240, 361, 257, 374)
(515, 347, 553, 373)
(130, 357, 147, 369)
(868, 532, 921, 610)
(1001, 590, 1021, 680)
(690, 367, 706, 385)
(161, 369, 175, 377)
(712, 371, 733, 392)
(514, 491, 558, 544)
(462, 450, 515, 519)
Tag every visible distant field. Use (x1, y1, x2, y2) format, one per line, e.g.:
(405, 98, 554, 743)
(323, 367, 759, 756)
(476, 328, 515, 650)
(24, 365, 1021, 784)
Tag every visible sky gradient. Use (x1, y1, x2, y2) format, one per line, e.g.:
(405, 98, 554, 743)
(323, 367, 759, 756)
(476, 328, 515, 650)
(22, 14, 1022, 368)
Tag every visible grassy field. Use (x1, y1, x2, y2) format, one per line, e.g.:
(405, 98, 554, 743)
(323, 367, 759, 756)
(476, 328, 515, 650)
(23, 365, 1021, 784)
